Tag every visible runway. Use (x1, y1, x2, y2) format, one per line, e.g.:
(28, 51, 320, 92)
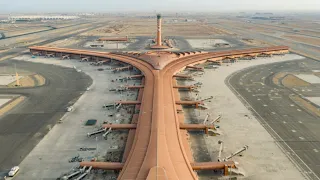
(0, 60, 92, 172)
(227, 58, 320, 180)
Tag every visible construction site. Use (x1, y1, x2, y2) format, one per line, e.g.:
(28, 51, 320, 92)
(0, 11, 320, 180)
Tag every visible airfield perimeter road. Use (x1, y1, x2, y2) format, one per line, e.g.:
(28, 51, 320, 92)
(227, 58, 320, 179)
(0, 21, 107, 62)
(213, 23, 320, 60)
(0, 60, 92, 172)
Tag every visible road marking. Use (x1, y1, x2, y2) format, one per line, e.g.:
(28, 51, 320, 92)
(226, 73, 319, 180)
(271, 112, 276, 114)
(298, 121, 303, 124)
(254, 94, 266, 96)
(290, 104, 295, 107)
(283, 121, 287, 124)
(253, 82, 265, 86)
(314, 149, 319, 153)
(297, 109, 302, 111)
(263, 104, 268, 107)
(283, 115, 288, 117)
(299, 137, 305, 140)
(292, 130, 296, 132)
(257, 98, 261, 101)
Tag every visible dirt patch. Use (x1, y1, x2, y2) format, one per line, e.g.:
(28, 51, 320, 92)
(45, 37, 81, 47)
(163, 23, 233, 36)
(240, 38, 270, 46)
(7, 74, 45, 87)
(7, 75, 34, 87)
(82, 24, 129, 36)
(0, 96, 25, 116)
(34, 74, 46, 86)
(83, 18, 233, 37)
(300, 30, 320, 37)
(282, 74, 310, 87)
(290, 95, 320, 117)
(272, 72, 287, 86)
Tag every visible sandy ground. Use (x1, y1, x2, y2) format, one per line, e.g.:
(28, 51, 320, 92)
(5, 74, 45, 88)
(80, 22, 129, 37)
(45, 37, 82, 47)
(282, 74, 310, 87)
(0, 75, 23, 85)
(291, 95, 320, 117)
(186, 39, 230, 50)
(84, 41, 132, 50)
(300, 30, 320, 37)
(283, 35, 320, 46)
(4, 27, 50, 38)
(0, 98, 11, 106)
(190, 54, 306, 180)
(82, 18, 232, 37)
(305, 97, 320, 107)
(240, 39, 270, 46)
(11, 55, 140, 179)
(295, 74, 320, 84)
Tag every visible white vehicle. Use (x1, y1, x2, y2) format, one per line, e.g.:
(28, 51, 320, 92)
(8, 166, 19, 177)
(66, 106, 74, 112)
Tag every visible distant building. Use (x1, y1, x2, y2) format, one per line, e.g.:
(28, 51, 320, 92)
(8, 15, 79, 21)
(251, 16, 285, 20)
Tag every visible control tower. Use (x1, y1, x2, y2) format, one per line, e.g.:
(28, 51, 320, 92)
(156, 14, 162, 46)
(151, 14, 169, 49)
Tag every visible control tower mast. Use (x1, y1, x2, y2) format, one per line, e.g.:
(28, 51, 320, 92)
(156, 14, 162, 46)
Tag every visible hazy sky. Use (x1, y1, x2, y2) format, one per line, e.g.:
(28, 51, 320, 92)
(1, 0, 320, 13)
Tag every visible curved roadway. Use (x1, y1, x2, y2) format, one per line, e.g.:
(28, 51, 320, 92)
(227, 59, 320, 180)
(0, 60, 92, 173)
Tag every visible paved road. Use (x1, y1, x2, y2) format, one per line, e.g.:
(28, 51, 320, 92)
(0, 23, 105, 62)
(0, 22, 90, 40)
(0, 60, 92, 173)
(214, 23, 320, 60)
(227, 58, 320, 180)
